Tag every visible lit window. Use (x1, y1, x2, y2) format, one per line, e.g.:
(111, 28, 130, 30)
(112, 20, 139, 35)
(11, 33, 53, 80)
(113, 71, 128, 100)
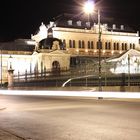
(79, 40, 82, 48)
(117, 43, 119, 50)
(88, 41, 90, 49)
(133, 43, 135, 49)
(91, 41, 94, 49)
(69, 40, 72, 48)
(125, 43, 127, 50)
(82, 40, 85, 48)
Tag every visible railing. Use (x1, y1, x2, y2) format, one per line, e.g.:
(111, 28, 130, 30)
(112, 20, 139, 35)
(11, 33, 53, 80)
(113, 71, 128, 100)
(14, 69, 71, 82)
(13, 65, 140, 88)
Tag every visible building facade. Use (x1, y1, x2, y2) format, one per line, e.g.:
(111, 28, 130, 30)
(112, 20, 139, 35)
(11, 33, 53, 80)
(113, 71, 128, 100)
(32, 21, 140, 58)
(0, 39, 70, 85)
(0, 15, 140, 85)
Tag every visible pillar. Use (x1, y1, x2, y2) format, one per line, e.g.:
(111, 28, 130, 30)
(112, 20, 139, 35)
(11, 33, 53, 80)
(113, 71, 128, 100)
(8, 69, 14, 89)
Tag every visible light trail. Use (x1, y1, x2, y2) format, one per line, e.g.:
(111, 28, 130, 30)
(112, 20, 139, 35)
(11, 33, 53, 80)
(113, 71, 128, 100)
(0, 90, 140, 99)
(62, 75, 96, 87)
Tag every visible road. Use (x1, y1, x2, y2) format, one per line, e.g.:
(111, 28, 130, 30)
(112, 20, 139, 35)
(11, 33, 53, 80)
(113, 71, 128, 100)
(0, 94, 140, 140)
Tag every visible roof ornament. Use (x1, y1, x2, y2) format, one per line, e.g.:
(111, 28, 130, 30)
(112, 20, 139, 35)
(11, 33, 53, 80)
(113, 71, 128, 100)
(31, 22, 47, 42)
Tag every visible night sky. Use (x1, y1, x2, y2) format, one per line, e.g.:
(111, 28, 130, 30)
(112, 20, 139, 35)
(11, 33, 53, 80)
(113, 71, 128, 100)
(0, 0, 139, 42)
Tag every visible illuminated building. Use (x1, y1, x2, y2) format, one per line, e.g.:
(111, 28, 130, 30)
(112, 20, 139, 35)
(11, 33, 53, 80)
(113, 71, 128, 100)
(32, 15, 140, 58)
(0, 38, 70, 85)
(0, 14, 140, 85)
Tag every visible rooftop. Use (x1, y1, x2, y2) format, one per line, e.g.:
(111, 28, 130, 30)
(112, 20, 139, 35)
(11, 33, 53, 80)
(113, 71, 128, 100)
(51, 13, 136, 33)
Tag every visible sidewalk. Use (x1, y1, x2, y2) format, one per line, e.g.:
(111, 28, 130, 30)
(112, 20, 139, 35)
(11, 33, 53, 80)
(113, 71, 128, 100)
(0, 129, 24, 140)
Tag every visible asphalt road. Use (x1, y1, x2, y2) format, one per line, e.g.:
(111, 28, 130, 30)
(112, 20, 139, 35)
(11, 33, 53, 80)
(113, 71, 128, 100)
(0, 94, 140, 140)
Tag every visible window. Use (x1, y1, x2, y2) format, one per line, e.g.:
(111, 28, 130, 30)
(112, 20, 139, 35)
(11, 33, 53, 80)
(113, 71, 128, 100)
(79, 40, 82, 48)
(125, 43, 127, 50)
(117, 43, 119, 50)
(82, 40, 85, 48)
(105, 42, 107, 50)
(130, 43, 132, 49)
(113, 43, 116, 50)
(69, 40, 75, 48)
(69, 40, 72, 48)
(73, 40, 75, 48)
(133, 43, 135, 49)
(122, 43, 124, 50)
(105, 42, 111, 50)
(62, 39, 66, 49)
(91, 41, 94, 49)
(88, 41, 90, 49)
(108, 42, 111, 50)
(88, 41, 94, 49)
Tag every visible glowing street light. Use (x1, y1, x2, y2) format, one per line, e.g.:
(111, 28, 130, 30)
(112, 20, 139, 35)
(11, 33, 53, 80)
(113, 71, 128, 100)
(84, 0, 102, 92)
(8, 55, 13, 69)
(83, 0, 94, 14)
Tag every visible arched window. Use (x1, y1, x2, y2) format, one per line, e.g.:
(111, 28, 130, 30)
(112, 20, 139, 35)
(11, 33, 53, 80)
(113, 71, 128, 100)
(108, 42, 111, 50)
(130, 43, 132, 49)
(125, 43, 127, 50)
(88, 41, 90, 49)
(82, 40, 85, 48)
(122, 43, 124, 50)
(73, 40, 75, 48)
(69, 40, 72, 48)
(79, 40, 82, 48)
(133, 43, 135, 49)
(69, 40, 75, 48)
(117, 43, 119, 50)
(63, 39, 66, 49)
(114, 43, 116, 50)
(91, 41, 94, 49)
(105, 42, 107, 50)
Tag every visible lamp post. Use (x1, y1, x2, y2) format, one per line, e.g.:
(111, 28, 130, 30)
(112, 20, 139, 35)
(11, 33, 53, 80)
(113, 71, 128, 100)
(97, 9, 102, 92)
(128, 54, 130, 88)
(84, 1, 102, 92)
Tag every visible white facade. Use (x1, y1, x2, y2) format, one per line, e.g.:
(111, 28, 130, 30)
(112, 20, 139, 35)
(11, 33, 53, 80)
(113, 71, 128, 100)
(32, 22, 140, 57)
(32, 50, 70, 73)
(0, 50, 70, 84)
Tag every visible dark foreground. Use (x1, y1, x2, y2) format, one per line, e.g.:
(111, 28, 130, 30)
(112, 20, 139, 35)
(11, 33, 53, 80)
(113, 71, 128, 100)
(0, 94, 140, 140)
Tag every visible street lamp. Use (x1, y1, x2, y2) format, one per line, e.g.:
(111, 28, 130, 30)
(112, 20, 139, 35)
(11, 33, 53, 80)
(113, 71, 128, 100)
(8, 55, 13, 69)
(83, 0, 94, 14)
(84, 0, 102, 92)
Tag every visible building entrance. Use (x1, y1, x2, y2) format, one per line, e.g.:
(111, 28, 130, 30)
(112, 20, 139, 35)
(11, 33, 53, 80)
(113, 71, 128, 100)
(52, 61, 60, 74)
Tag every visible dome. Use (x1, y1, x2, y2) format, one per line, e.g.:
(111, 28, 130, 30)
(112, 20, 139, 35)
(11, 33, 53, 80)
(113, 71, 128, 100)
(39, 37, 65, 50)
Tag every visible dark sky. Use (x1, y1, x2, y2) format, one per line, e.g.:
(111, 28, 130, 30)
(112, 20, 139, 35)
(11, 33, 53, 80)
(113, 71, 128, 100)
(0, 0, 140, 42)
